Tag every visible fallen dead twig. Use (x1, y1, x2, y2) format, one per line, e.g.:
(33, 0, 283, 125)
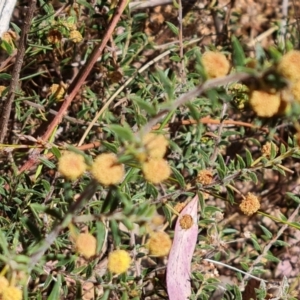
(0, 0, 37, 143)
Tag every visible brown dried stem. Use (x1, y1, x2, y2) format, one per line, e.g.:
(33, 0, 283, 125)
(0, 0, 37, 143)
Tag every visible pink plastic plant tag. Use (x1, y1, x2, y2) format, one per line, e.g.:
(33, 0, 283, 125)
(166, 195, 199, 300)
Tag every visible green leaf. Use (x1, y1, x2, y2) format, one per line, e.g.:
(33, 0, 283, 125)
(251, 236, 261, 251)
(48, 274, 62, 300)
(226, 186, 235, 204)
(165, 21, 179, 36)
(259, 225, 272, 240)
(132, 97, 157, 116)
(96, 221, 107, 254)
(236, 154, 246, 169)
(0, 73, 11, 80)
(217, 154, 227, 172)
(247, 171, 258, 184)
(245, 148, 253, 167)
(110, 219, 121, 247)
(1, 40, 14, 55)
(171, 166, 185, 187)
(264, 253, 280, 263)
(51, 146, 61, 159)
(38, 157, 56, 169)
(109, 124, 134, 141)
(280, 143, 286, 154)
(231, 35, 246, 67)
(286, 192, 300, 204)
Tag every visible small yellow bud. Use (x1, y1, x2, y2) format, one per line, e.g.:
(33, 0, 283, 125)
(75, 233, 97, 259)
(49, 84, 66, 101)
(197, 169, 213, 185)
(239, 193, 260, 216)
(69, 30, 83, 43)
(58, 151, 87, 180)
(107, 250, 131, 274)
(261, 142, 277, 158)
(179, 214, 193, 229)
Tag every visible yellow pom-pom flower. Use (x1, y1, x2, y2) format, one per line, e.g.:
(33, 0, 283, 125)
(249, 90, 281, 117)
(142, 133, 169, 159)
(69, 30, 83, 43)
(197, 169, 213, 185)
(49, 83, 66, 101)
(201, 51, 230, 78)
(0, 276, 9, 293)
(58, 151, 87, 180)
(146, 231, 172, 257)
(91, 153, 125, 186)
(1, 286, 22, 300)
(108, 250, 131, 274)
(75, 233, 97, 259)
(179, 214, 193, 229)
(239, 193, 260, 216)
(277, 50, 300, 82)
(142, 158, 171, 184)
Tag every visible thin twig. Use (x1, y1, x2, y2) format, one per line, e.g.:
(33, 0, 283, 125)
(23, 100, 101, 127)
(178, 0, 186, 82)
(0, 0, 37, 142)
(209, 102, 228, 163)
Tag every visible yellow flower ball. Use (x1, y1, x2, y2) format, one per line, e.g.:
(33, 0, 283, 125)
(58, 151, 87, 180)
(49, 83, 66, 101)
(239, 193, 260, 216)
(249, 90, 281, 117)
(179, 214, 193, 229)
(142, 133, 169, 159)
(201, 51, 230, 78)
(197, 169, 213, 185)
(69, 30, 83, 43)
(91, 153, 125, 186)
(108, 250, 131, 274)
(146, 231, 172, 257)
(1, 286, 22, 300)
(0, 276, 9, 293)
(142, 158, 171, 184)
(75, 233, 97, 259)
(277, 50, 300, 82)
